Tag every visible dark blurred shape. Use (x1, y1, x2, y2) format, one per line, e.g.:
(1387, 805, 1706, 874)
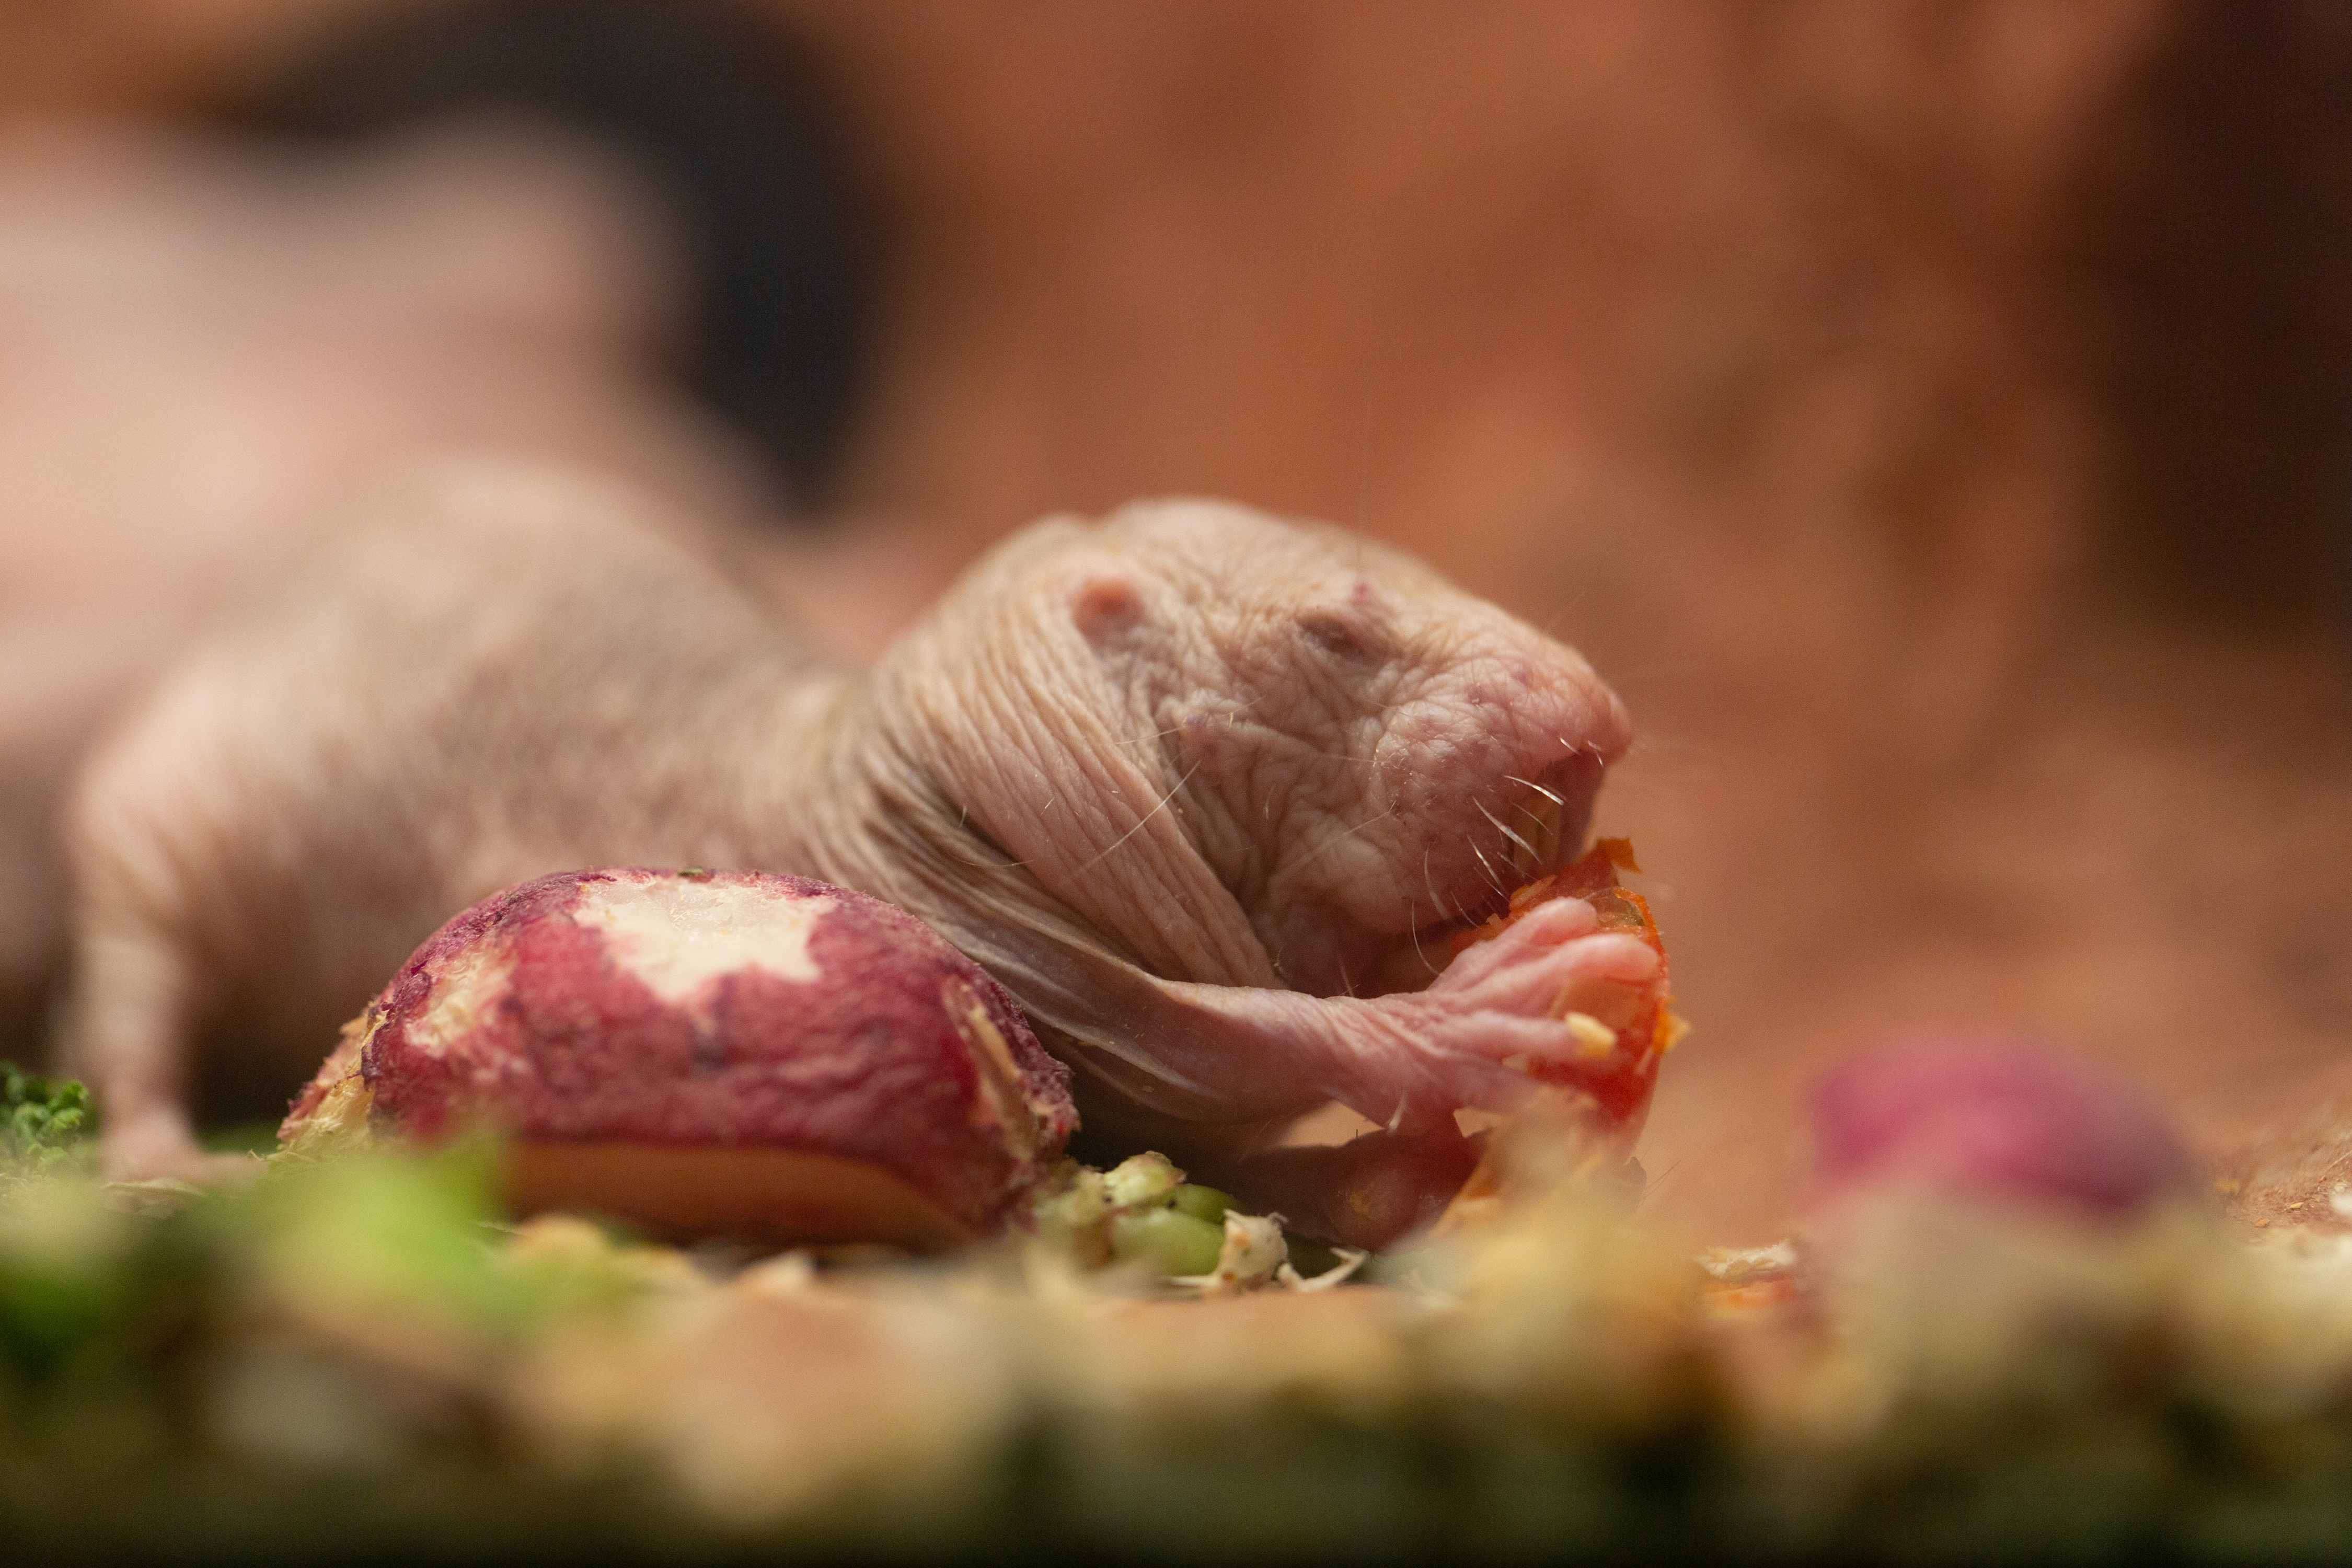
(2069, 1, 2352, 627)
(225, 0, 871, 509)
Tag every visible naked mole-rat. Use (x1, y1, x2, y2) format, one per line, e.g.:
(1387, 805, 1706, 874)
(67, 458, 1661, 1229)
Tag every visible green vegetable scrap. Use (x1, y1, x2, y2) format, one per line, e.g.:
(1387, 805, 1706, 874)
(1031, 1154, 1287, 1286)
(1, 1063, 94, 1174)
(1168, 1184, 1233, 1226)
(249, 1143, 643, 1340)
(1108, 1205, 1225, 1277)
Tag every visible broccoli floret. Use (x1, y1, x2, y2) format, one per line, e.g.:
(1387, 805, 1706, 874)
(1, 1063, 94, 1171)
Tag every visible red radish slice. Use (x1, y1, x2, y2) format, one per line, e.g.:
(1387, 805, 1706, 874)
(282, 868, 1077, 1247)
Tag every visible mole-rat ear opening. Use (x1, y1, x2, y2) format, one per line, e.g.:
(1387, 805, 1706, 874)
(1070, 572, 1146, 644)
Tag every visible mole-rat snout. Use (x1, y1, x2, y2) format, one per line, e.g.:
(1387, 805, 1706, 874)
(1381, 632, 1627, 879)
(1249, 602, 1631, 998)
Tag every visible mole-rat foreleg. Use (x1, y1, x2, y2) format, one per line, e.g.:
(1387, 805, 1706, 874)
(1086, 896, 1662, 1134)
(71, 915, 251, 1182)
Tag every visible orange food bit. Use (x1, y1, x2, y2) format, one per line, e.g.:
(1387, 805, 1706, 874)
(1445, 838, 1682, 1125)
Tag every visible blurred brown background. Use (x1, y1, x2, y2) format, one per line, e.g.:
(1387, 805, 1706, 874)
(4, 0, 2349, 1239)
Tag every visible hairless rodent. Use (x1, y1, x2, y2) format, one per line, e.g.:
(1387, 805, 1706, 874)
(67, 459, 1659, 1233)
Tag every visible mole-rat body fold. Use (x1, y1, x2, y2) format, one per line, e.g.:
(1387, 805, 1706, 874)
(64, 457, 1657, 1197)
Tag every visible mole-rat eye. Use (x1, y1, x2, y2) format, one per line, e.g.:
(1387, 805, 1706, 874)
(1070, 574, 1145, 643)
(1297, 608, 1378, 661)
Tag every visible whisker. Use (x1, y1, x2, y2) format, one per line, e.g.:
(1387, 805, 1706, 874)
(940, 845, 1028, 870)
(1075, 761, 1202, 874)
(1477, 800, 1541, 864)
(1558, 736, 1612, 766)
(1630, 1158, 1683, 1213)
(1423, 849, 1454, 923)
(1112, 723, 1190, 749)
(1408, 901, 1439, 978)
(1114, 696, 1271, 752)
(1470, 841, 1507, 896)
(1504, 774, 1564, 806)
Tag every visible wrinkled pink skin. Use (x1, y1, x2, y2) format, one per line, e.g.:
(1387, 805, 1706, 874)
(290, 869, 1075, 1233)
(1809, 1034, 2204, 1220)
(68, 468, 1652, 1246)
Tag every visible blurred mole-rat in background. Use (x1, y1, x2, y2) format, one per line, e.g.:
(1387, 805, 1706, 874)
(0, 0, 915, 1073)
(6, 1, 2352, 1242)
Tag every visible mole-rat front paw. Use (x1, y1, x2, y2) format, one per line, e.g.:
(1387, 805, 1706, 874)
(1338, 898, 1663, 1131)
(1423, 896, 1661, 1023)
